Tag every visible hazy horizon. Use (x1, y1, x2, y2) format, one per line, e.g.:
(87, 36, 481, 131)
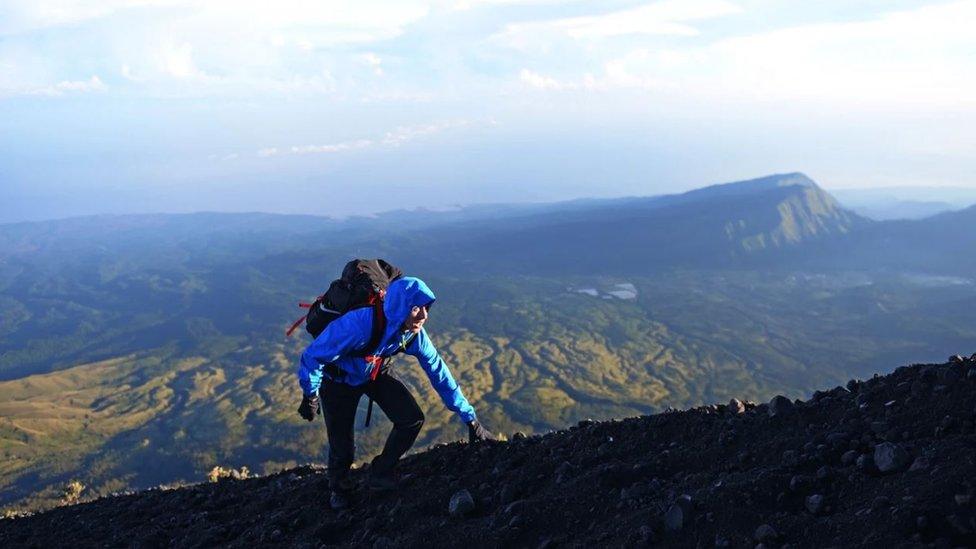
(2, 0, 975, 223)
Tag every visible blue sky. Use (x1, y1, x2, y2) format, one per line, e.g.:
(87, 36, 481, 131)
(1, 0, 974, 222)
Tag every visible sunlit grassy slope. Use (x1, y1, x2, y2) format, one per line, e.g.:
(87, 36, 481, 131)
(2, 273, 973, 512)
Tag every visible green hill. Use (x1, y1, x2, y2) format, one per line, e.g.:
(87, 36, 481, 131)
(1, 173, 973, 512)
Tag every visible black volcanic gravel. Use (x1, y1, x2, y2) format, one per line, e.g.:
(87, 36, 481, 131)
(2, 355, 975, 548)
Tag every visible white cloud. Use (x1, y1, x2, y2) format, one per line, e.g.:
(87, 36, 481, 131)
(510, 1, 976, 111)
(288, 139, 374, 155)
(450, 0, 571, 10)
(24, 75, 108, 96)
(362, 53, 384, 76)
(496, 0, 741, 49)
(701, 1, 976, 108)
(160, 42, 205, 80)
(519, 69, 565, 90)
(257, 119, 476, 158)
(382, 120, 471, 146)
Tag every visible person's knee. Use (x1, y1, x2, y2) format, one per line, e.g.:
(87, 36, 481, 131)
(398, 410, 424, 432)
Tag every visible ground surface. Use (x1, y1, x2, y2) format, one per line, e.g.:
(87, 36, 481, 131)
(2, 355, 975, 548)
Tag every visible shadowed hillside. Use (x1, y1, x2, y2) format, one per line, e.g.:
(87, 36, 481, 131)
(2, 173, 974, 514)
(2, 354, 974, 548)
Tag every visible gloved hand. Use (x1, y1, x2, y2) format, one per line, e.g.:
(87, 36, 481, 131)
(298, 393, 320, 422)
(467, 419, 496, 443)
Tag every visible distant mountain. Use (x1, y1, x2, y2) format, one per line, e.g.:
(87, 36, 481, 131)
(833, 186, 976, 220)
(406, 173, 867, 274)
(835, 203, 976, 275)
(848, 200, 957, 221)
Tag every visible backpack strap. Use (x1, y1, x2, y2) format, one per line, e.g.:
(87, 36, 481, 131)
(350, 301, 386, 359)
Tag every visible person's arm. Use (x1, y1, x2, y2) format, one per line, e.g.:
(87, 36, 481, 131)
(297, 308, 371, 395)
(406, 328, 477, 423)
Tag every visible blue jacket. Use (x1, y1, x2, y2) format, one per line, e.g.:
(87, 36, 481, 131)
(297, 277, 477, 423)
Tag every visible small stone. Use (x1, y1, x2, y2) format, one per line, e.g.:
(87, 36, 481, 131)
(856, 453, 875, 472)
(790, 475, 811, 492)
(663, 504, 684, 532)
(909, 456, 929, 473)
(841, 450, 858, 466)
(874, 442, 909, 473)
(947, 514, 973, 535)
(504, 500, 527, 516)
(754, 524, 778, 542)
(637, 525, 655, 544)
(955, 494, 972, 506)
(500, 484, 518, 504)
(768, 395, 795, 417)
(448, 489, 475, 517)
(728, 398, 746, 414)
(806, 494, 824, 515)
(871, 496, 890, 510)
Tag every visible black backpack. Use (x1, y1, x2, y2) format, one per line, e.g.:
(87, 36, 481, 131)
(287, 258, 403, 340)
(287, 258, 411, 427)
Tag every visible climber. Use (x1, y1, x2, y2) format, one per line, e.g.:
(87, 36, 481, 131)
(296, 276, 495, 509)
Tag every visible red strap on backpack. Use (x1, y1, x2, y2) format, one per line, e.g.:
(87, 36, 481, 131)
(285, 300, 318, 337)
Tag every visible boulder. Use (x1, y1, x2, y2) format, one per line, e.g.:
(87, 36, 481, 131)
(448, 489, 475, 517)
(874, 442, 910, 473)
(754, 524, 778, 542)
(768, 395, 795, 417)
(728, 398, 747, 414)
(663, 504, 684, 532)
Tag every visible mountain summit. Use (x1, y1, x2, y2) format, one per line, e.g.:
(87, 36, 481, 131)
(3, 354, 973, 547)
(431, 173, 866, 273)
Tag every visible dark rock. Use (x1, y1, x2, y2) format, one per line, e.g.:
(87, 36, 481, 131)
(448, 489, 475, 517)
(874, 442, 909, 473)
(637, 525, 655, 544)
(663, 504, 684, 532)
(500, 484, 518, 504)
(754, 524, 778, 542)
(768, 395, 795, 417)
(504, 500, 527, 516)
(805, 494, 824, 515)
(790, 475, 811, 492)
(856, 453, 875, 472)
(728, 398, 746, 414)
(841, 450, 858, 466)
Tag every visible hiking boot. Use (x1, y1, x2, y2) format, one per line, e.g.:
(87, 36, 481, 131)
(368, 472, 397, 491)
(329, 490, 351, 510)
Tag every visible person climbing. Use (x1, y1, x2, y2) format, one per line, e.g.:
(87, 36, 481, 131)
(296, 275, 495, 510)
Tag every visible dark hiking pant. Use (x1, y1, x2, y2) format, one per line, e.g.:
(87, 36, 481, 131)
(319, 372, 425, 489)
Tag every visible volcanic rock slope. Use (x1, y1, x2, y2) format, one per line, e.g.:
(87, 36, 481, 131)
(2, 355, 975, 548)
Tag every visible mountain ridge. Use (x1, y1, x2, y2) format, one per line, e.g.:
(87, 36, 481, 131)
(2, 354, 973, 547)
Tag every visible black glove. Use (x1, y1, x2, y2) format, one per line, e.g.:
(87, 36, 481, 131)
(298, 393, 320, 422)
(467, 420, 496, 443)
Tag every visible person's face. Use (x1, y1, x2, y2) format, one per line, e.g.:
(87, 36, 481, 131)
(402, 304, 429, 333)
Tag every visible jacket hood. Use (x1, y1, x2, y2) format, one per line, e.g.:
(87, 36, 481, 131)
(384, 277, 436, 331)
